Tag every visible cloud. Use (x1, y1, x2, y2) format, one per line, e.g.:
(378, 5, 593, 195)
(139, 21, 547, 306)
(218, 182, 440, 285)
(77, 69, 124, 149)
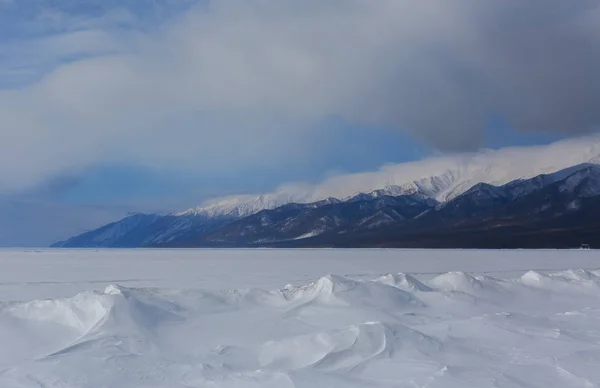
(198, 134, 600, 210)
(1, 0, 600, 193)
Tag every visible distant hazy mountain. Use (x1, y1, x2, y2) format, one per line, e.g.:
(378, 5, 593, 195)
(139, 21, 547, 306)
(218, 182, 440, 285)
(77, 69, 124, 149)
(52, 213, 233, 248)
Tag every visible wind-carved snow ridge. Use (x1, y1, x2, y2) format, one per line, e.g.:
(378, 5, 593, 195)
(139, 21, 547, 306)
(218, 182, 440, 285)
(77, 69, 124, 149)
(375, 273, 433, 292)
(3, 267, 600, 387)
(258, 321, 440, 372)
(180, 135, 600, 218)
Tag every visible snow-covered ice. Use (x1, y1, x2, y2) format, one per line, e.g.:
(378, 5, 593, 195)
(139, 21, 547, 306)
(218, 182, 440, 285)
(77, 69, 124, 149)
(1, 249, 600, 387)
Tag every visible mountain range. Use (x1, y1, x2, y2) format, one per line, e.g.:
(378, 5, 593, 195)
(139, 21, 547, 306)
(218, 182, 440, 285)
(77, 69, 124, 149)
(53, 137, 600, 248)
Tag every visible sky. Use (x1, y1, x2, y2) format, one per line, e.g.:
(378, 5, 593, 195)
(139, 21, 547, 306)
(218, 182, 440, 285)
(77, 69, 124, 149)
(0, 0, 599, 246)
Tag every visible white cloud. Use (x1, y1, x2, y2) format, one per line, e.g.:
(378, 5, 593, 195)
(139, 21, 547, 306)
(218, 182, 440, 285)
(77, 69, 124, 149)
(197, 134, 600, 212)
(1, 0, 600, 193)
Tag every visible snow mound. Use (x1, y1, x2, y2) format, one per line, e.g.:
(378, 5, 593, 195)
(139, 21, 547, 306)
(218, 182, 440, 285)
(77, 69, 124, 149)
(5, 291, 113, 335)
(428, 271, 504, 293)
(259, 321, 439, 372)
(99, 285, 183, 330)
(0, 284, 189, 363)
(520, 269, 600, 291)
(284, 274, 423, 309)
(375, 273, 433, 292)
(553, 268, 600, 282)
(519, 270, 551, 286)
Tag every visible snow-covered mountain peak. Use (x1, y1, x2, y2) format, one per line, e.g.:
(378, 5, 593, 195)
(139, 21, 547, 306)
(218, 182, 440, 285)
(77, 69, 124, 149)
(177, 192, 308, 218)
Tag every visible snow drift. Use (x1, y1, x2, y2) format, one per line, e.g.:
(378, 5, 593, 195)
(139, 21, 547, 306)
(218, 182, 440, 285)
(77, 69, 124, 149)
(2, 268, 600, 387)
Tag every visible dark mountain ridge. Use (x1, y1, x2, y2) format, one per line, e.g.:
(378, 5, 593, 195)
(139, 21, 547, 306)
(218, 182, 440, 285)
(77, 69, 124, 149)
(54, 164, 600, 249)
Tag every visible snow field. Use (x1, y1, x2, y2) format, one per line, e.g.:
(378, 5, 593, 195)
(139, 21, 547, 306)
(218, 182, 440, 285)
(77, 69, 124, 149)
(1, 249, 600, 387)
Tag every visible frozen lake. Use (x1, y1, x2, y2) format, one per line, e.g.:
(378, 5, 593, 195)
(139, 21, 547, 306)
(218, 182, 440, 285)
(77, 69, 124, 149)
(3, 248, 600, 301)
(2, 249, 600, 387)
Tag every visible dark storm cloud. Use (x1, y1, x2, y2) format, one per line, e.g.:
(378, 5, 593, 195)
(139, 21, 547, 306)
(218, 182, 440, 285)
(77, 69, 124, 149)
(0, 0, 599, 191)
(337, 0, 600, 150)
